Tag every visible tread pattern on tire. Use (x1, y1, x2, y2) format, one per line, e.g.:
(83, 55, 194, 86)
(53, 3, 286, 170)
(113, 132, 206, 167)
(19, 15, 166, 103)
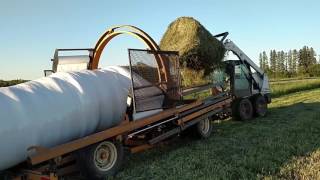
(232, 98, 253, 121)
(190, 118, 213, 139)
(253, 95, 267, 117)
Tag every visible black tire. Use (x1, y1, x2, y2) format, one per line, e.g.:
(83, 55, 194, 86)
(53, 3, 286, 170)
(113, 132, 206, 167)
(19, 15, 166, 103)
(232, 98, 253, 121)
(253, 95, 267, 117)
(194, 117, 213, 139)
(0, 172, 12, 180)
(77, 141, 124, 180)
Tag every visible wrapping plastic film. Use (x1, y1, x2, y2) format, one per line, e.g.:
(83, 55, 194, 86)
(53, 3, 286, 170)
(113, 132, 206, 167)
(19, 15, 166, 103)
(0, 66, 132, 170)
(57, 55, 90, 65)
(55, 55, 90, 72)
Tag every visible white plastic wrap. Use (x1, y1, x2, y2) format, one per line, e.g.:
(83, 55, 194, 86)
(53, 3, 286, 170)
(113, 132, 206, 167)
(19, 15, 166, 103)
(57, 55, 90, 65)
(55, 55, 90, 72)
(0, 66, 131, 170)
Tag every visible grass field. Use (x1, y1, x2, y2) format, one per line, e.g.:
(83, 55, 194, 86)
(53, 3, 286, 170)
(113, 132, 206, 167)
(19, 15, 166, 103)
(184, 78, 320, 100)
(110, 88, 320, 180)
(270, 78, 320, 98)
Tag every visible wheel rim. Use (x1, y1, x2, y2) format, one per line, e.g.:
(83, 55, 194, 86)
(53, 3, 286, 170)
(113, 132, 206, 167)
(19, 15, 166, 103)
(199, 118, 210, 134)
(94, 141, 117, 171)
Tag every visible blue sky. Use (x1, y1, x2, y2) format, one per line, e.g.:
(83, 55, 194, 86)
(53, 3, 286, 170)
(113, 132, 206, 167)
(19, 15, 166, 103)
(0, 0, 319, 80)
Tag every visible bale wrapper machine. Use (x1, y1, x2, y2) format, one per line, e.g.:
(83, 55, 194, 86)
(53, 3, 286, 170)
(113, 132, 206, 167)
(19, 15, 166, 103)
(2, 25, 270, 180)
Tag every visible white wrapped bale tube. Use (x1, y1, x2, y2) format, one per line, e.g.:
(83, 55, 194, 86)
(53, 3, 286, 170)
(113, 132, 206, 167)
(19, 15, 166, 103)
(0, 66, 131, 171)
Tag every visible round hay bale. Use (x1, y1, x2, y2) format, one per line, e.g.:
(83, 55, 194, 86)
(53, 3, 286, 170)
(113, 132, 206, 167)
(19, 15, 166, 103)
(160, 17, 225, 76)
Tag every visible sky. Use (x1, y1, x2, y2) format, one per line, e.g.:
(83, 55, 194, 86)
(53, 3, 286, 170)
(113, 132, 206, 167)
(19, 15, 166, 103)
(0, 0, 319, 80)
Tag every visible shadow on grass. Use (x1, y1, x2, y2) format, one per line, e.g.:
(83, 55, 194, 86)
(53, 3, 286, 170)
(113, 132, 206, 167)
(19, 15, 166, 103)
(112, 102, 320, 180)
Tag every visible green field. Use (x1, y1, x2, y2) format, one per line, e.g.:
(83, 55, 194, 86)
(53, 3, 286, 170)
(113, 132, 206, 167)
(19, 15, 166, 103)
(270, 78, 320, 98)
(111, 88, 320, 179)
(184, 78, 320, 100)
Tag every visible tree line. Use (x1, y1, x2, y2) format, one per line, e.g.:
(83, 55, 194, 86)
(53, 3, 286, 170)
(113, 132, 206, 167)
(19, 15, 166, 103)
(259, 46, 320, 79)
(0, 80, 28, 87)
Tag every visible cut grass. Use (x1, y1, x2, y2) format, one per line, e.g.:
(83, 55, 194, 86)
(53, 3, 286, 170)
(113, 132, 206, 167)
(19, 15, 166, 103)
(265, 150, 320, 179)
(160, 17, 225, 75)
(110, 88, 320, 180)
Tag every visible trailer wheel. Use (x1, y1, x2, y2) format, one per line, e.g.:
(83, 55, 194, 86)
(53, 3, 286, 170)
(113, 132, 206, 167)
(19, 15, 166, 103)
(254, 95, 267, 117)
(195, 117, 213, 139)
(0, 172, 12, 180)
(233, 98, 253, 121)
(78, 141, 124, 180)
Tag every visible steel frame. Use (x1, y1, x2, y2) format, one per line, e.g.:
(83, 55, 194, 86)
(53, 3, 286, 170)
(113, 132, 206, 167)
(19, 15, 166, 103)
(8, 25, 234, 180)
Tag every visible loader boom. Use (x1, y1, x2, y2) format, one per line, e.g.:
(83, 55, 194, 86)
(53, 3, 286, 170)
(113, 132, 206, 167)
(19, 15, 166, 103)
(224, 40, 264, 75)
(221, 39, 271, 98)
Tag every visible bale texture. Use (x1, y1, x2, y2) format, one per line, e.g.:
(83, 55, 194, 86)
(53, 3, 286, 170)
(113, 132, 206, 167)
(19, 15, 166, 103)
(160, 17, 225, 77)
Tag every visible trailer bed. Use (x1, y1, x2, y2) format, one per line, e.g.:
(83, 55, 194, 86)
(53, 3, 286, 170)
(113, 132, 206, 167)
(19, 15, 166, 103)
(29, 94, 232, 165)
(5, 93, 232, 180)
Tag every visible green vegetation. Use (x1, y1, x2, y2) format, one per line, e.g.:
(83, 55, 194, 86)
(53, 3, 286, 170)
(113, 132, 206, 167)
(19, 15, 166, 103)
(259, 47, 320, 79)
(270, 78, 320, 98)
(0, 79, 28, 87)
(183, 77, 320, 100)
(180, 68, 210, 88)
(111, 88, 320, 179)
(269, 77, 320, 83)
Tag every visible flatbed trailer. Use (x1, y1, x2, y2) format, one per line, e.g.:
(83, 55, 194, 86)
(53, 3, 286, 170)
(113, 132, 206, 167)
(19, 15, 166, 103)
(6, 93, 232, 180)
